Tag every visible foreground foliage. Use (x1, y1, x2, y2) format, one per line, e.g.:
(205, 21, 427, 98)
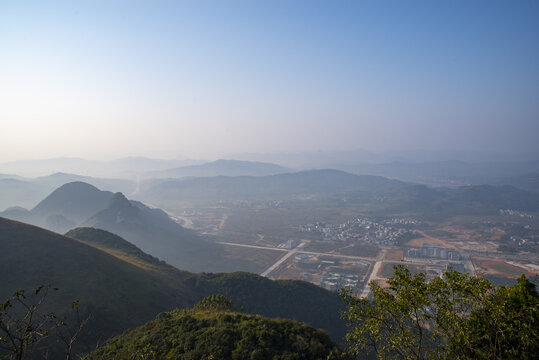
(85, 295, 342, 360)
(0, 286, 88, 360)
(340, 266, 538, 359)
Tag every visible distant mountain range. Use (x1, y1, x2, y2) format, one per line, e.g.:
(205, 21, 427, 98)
(0, 172, 134, 211)
(232, 149, 539, 167)
(0, 182, 268, 273)
(228, 149, 539, 187)
(148, 159, 291, 178)
(0, 159, 291, 210)
(136, 169, 539, 218)
(80, 191, 230, 272)
(138, 169, 408, 207)
(0, 182, 115, 232)
(0, 156, 204, 178)
(3, 169, 538, 240)
(0, 218, 346, 358)
(380, 184, 539, 219)
(341, 160, 539, 187)
(3, 154, 539, 191)
(497, 172, 539, 193)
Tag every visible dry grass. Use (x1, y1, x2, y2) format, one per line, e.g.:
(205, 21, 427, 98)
(90, 246, 164, 272)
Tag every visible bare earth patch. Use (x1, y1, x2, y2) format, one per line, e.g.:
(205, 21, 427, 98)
(385, 249, 404, 261)
(405, 230, 457, 249)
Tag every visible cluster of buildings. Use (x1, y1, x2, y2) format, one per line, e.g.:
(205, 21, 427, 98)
(509, 235, 538, 249)
(406, 245, 461, 260)
(291, 254, 369, 291)
(299, 217, 419, 246)
(499, 209, 534, 219)
(320, 271, 361, 291)
(278, 239, 297, 249)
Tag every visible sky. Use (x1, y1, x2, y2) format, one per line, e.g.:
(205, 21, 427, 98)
(0, 0, 538, 161)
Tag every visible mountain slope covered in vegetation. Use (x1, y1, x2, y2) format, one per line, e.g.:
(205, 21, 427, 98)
(0, 219, 346, 357)
(86, 295, 342, 360)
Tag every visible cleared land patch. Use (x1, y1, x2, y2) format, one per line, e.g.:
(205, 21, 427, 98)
(405, 230, 457, 249)
(474, 257, 536, 278)
(385, 248, 404, 261)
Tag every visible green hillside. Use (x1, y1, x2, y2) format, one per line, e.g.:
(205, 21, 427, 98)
(199, 272, 346, 342)
(85, 295, 343, 360)
(0, 219, 346, 358)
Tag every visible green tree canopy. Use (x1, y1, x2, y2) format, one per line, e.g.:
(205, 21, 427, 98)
(340, 266, 538, 360)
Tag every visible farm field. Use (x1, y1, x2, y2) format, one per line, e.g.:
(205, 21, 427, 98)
(473, 257, 537, 279)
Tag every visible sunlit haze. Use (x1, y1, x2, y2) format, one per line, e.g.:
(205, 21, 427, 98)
(1, 3, 539, 358)
(1, 1, 538, 161)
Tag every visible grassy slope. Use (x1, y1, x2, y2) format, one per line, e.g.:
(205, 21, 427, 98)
(64, 227, 175, 273)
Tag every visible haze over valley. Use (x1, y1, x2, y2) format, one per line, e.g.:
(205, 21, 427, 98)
(1, 1, 538, 358)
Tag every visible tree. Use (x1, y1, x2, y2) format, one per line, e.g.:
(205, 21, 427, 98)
(447, 275, 538, 359)
(54, 300, 91, 360)
(339, 266, 538, 359)
(0, 285, 89, 360)
(0, 285, 57, 360)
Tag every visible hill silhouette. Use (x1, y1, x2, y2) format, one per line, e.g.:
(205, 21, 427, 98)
(80, 192, 248, 272)
(33, 181, 114, 223)
(0, 182, 280, 272)
(0, 182, 114, 233)
(151, 159, 290, 178)
(0, 173, 134, 211)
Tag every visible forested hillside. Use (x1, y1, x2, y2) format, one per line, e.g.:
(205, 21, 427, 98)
(85, 295, 343, 359)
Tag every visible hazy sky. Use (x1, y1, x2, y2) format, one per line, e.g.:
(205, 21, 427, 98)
(1, 0, 538, 161)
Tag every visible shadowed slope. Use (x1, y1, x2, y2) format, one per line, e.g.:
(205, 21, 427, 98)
(81, 193, 231, 272)
(0, 219, 346, 357)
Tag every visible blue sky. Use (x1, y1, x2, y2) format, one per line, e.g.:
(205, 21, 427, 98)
(0, 0, 538, 160)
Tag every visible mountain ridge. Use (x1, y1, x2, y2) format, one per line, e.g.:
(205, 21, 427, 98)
(0, 218, 346, 358)
(0, 182, 283, 273)
(149, 159, 290, 178)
